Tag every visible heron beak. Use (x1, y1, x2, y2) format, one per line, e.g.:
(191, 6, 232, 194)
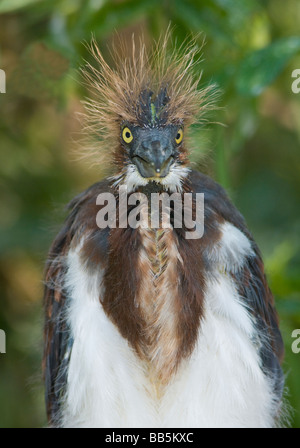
(132, 140, 174, 179)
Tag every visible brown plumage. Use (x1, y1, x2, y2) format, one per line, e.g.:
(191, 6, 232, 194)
(43, 33, 285, 428)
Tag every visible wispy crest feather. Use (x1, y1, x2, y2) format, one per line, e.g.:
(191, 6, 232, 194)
(79, 30, 215, 169)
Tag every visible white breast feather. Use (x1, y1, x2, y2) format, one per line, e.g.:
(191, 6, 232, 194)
(206, 221, 255, 273)
(62, 222, 278, 428)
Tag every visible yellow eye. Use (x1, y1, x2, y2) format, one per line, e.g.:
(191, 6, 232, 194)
(175, 128, 183, 144)
(122, 127, 133, 144)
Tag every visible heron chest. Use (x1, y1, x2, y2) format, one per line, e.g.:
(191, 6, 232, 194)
(62, 224, 275, 427)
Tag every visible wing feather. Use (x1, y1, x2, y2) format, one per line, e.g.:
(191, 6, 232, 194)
(189, 170, 284, 402)
(43, 180, 111, 425)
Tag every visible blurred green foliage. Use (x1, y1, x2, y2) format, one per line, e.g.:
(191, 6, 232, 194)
(0, 0, 299, 428)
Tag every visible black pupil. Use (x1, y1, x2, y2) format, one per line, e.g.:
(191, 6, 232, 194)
(176, 133, 181, 140)
(125, 131, 131, 139)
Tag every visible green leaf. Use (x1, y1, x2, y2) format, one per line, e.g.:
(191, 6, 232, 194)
(0, 0, 43, 13)
(85, 0, 159, 37)
(236, 36, 300, 96)
(171, 0, 234, 43)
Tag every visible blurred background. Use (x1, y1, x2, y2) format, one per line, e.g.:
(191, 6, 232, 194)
(0, 0, 299, 428)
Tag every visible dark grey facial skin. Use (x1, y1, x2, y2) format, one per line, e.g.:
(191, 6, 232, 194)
(121, 125, 183, 178)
